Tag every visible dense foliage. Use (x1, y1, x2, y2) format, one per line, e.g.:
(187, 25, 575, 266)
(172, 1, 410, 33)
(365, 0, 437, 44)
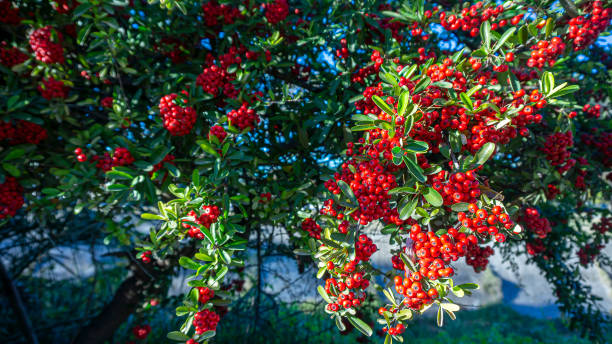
(0, 0, 611, 343)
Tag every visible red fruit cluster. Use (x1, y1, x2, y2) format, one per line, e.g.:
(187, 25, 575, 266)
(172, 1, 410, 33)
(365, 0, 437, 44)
(38, 77, 69, 100)
(541, 131, 575, 174)
(458, 204, 512, 243)
(567, 1, 612, 51)
(197, 287, 214, 304)
(112, 147, 135, 167)
(580, 130, 611, 167)
(193, 309, 220, 334)
(335, 38, 348, 59)
(351, 51, 383, 84)
(526, 238, 546, 256)
(324, 159, 399, 226)
(593, 217, 611, 234)
(208, 125, 227, 142)
(141, 250, 152, 263)
(439, 3, 511, 36)
(465, 243, 494, 272)
(159, 93, 197, 136)
(578, 244, 604, 266)
(29, 26, 65, 64)
(355, 234, 377, 262)
(131, 324, 151, 340)
(51, 0, 78, 14)
(0, 177, 24, 219)
(324, 274, 368, 311)
(100, 96, 113, 108)
(582, 104, 601, 118)
(92, 147, 134, 172)
(183, 205, 221, 239)
(1, 120, 47, 145)
(150, 154, 175, 175)
(227, 103, 260, 131)
(519, 208, 551, 239)
(0, 44, 28, 67)
(259, 192, 272, 203)
(74, 147, 87, 162)
(527, 37, 565, 69)
(196, 54, 238, 98)
(264, 0, 289, 24)
(301, 217, 322, 239)
(0, 0, 21, 25)
(157, 37, 189, 64)
(201, 1, 242, 27)
(431, 170, 481, 205)
(546, 184, 560, 200)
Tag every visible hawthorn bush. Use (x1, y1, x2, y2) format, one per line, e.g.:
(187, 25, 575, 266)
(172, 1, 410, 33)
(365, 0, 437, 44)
(0, 0, 611, 343)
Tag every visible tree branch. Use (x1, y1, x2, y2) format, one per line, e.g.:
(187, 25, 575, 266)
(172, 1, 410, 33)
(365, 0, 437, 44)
(0, 260, 39, 344)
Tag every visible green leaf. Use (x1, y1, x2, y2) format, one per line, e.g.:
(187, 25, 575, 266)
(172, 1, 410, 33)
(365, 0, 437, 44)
(441, 303, 461, 312)
(318, 285, 332, 303)
(371, 95, 394, 116)
(198, 331, 216, 340)
(480, 21, 491, 50)
(413, 76, 431, 94)
(2, 148, 25, 161)
(106, 170, 133, 180)
(474, 142, 496, 166)
(141, 213, 165, 220)
(73, 3, 93, 18)
(542, 71, 554, 95)
(402, 156, 426, 183)
(388, 186, 417, 195)
(436, 305, 444, 327)
(179, 256, 200, 270)
(399, 196, 417, 220)
(492, 27, 516, 52)
(549, 84, 579, 98)
(107, 183, 129, 191)
(167, 331, 190, 341)
(460, 93, 473, 110)
(2, 163, 20, 177)
(397, 91, 411, 117)
(337, 180, 358, 205)
(197, 140, 221, 158)
(423, 187, 443, 207)
(347, 315, 373, 337)
(404, 140, 429, 153)
(42, 188, 60, 196)
(451, 203, 469, 212)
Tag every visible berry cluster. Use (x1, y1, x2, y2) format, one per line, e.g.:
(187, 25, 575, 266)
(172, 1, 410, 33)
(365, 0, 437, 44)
(541, 131, 575, 174)
(0, 120, 47, 145)
(582, 104, 601, 118)
(156, 37, 189, 64)
(159, 93, 197, 136)
(301, 217, 322, 239)
(526, 238, 546, 256)
(546, 184, 560, 200)
(580, 130, 611, 167)
(183, 205, 221, 239)
(335, 38, 348, 59)
(29, 26, 65, 64)
(431, 170, 481, 206)
(141, 250, 152, 263)
(227, 103, 260, 131)
(465, 243, 494, 272)
(0, 44, 28, 67)
(527, 37, 565, 69)
(193, 309, 220, 334)
(439, 3, 512, 37)
(0, 0, 21, 25)
(259, 192, 272, 203)
(197, 287, 214, 304)
(150, 154, 175, 175)
(38, 77, 69, 100)
(577, 244, 604, 266)
(457, 204, 512, 243)
(567, 1, 612, 51)
(519, 208, 551, 239)
(208, 125, 227, 142)
(131, 324, 151, 340)
(51, 0, 78, 14)
(0, 177, 24, 219)
(264, 0, 289, 24)
(201, 1, 242, 27)
(92, 147, 134, 172)
(74, 147, 87, 162)
(324, 159, 400, 226)
(100, 96, 113, 108)
(593, 217, 611, 235)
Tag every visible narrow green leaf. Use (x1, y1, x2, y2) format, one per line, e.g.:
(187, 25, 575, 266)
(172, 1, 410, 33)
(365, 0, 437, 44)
(403, 156, 426, 183)
(372, 95, 394, 116)
(347, 316, 373, 337)
(492, 27, 516, 52)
